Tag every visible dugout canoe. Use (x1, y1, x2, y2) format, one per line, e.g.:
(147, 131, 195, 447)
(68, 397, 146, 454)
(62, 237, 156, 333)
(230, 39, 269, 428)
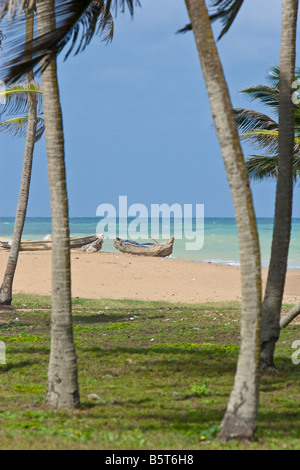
(0, 234, 104, 252)
(113, 237, 174, 257)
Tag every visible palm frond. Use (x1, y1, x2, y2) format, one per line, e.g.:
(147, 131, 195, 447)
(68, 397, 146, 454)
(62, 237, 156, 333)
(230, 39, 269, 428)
(0, 29, 4, 49)
(239, 66, 300, 112)
(267, 65, 280, 87)
(239, 65, 300, 182)
(239, 65, 300, 131)
(0, 0, 35, 19)
(0, 0, 140, 19)
(266, 65, 300, 87)
(209, 0, 244, 39)
(241, 129, 300, 157)
(293, 156, 300, 180)
(0, 82, 43, 115)
(245, 154, 279, 181)
(104, 0, 140, 17)
(177, 0, 244, 40)
(246, 154, 300, 182)
(240, 129, 280, 155)
(234, 108, 278, 134)
(0, 115, 45, 142)
(294, 105, 300, 134)
(61, 1, 115, 61)
(2, 0, 118, 84)
(239, 85, 279, 112)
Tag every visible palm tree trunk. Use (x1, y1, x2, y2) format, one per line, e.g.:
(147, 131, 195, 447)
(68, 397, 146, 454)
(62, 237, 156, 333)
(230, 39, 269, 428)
(280, 302, 300, 328)
(0, 7, 37, 306)
(36, 0, 79, 408)
(260, 0, 298, 370)
(185, 0, 261, 441)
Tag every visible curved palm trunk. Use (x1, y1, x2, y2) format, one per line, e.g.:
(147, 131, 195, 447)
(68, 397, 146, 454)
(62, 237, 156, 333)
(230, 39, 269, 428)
(260, 0, 298, 370)
(185, 0, 261, 440)
(280, 303, 300, 328)
(36, 0, 79, 408)
(0, 8, 37, 306)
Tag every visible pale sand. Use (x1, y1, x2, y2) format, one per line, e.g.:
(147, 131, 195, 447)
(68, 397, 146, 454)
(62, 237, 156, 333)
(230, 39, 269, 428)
(0, 248, 299, 304)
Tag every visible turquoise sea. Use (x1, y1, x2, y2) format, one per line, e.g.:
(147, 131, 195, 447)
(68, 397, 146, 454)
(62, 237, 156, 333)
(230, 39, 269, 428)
(1, 217, 300, 269)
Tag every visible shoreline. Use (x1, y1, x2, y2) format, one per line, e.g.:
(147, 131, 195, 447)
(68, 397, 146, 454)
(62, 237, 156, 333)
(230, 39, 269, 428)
(0, 248, 299, 304)
(1, 237, 300, 271)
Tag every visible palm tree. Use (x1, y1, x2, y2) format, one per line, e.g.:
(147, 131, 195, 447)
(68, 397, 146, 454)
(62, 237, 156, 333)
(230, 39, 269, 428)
(36, 0, 116, 408)
(0, 80, 44, 305)
(0, 5, 43, 307)
(3, 0, 260, 430)
(0, 2, 115, 310)
(235, 1, 299, 370)
(0, 0, 117, 408)
(235, 66, 300, 181)
(0, 82, 44, 306)
(0, 4, 44, 308)
(184, 0, 261, 441)
(33, 0, 80, 408)
(236, 65, 300, 334)
(260, 0, 298, 371)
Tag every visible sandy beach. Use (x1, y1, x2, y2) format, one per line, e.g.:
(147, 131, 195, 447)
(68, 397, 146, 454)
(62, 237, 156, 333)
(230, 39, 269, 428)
(0, 248, 299, 304)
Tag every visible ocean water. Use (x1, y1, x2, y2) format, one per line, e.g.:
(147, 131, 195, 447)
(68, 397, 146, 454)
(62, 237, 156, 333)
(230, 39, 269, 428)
(1, 217, 300, 269)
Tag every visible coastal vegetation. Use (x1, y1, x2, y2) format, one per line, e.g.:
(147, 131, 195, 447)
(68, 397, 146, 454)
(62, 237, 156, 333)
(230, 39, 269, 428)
(185, 0, 262, 440)
(1, 294, 300, 450)
(0, 0, 299, 448)
(0, 6, 42, 306)
(235, 66, 300, 182)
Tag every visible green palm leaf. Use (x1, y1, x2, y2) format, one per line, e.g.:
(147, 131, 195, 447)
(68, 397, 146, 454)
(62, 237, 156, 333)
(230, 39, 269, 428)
(246, 154, 300, 182)
(234, 108, 278, 134)
(239, 67, 300, 115)
(236, 65, 300, 181)
(240, 129, 300, 156)
(239, 85, 279, 112)
(245, 155, 279, 180)
(0, 82, 43, 115)
(0, 115, 45, 142)
(240, 129, 280, 155)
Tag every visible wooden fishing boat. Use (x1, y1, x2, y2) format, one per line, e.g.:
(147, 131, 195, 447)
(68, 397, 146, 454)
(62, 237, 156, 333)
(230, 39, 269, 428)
(113, 237, 174, 257)
(0, 234, 104, 252)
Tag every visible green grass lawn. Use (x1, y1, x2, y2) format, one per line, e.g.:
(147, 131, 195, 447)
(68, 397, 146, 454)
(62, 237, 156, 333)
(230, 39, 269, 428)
(0, 294, 300, 450)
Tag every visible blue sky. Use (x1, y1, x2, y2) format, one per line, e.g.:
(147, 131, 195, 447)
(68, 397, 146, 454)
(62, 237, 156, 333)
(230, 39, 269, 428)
(0, 0, 299, 218)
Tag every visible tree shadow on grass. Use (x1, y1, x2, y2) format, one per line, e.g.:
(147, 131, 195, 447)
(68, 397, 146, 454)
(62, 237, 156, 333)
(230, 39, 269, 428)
(73, 313, 165, 325)
(0, 305, 16, 312)
(133, 408, 224, 433)
(74, 313, 130, 324)
(257, 409, 300, 441)
(0, 360, 39, 372)
(5, 346, 50, 356)
(80, 345, 238, 378)
(80, 396, 153, 411)
(0, 322, 51, 334)
(72, 397, 224, 437)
